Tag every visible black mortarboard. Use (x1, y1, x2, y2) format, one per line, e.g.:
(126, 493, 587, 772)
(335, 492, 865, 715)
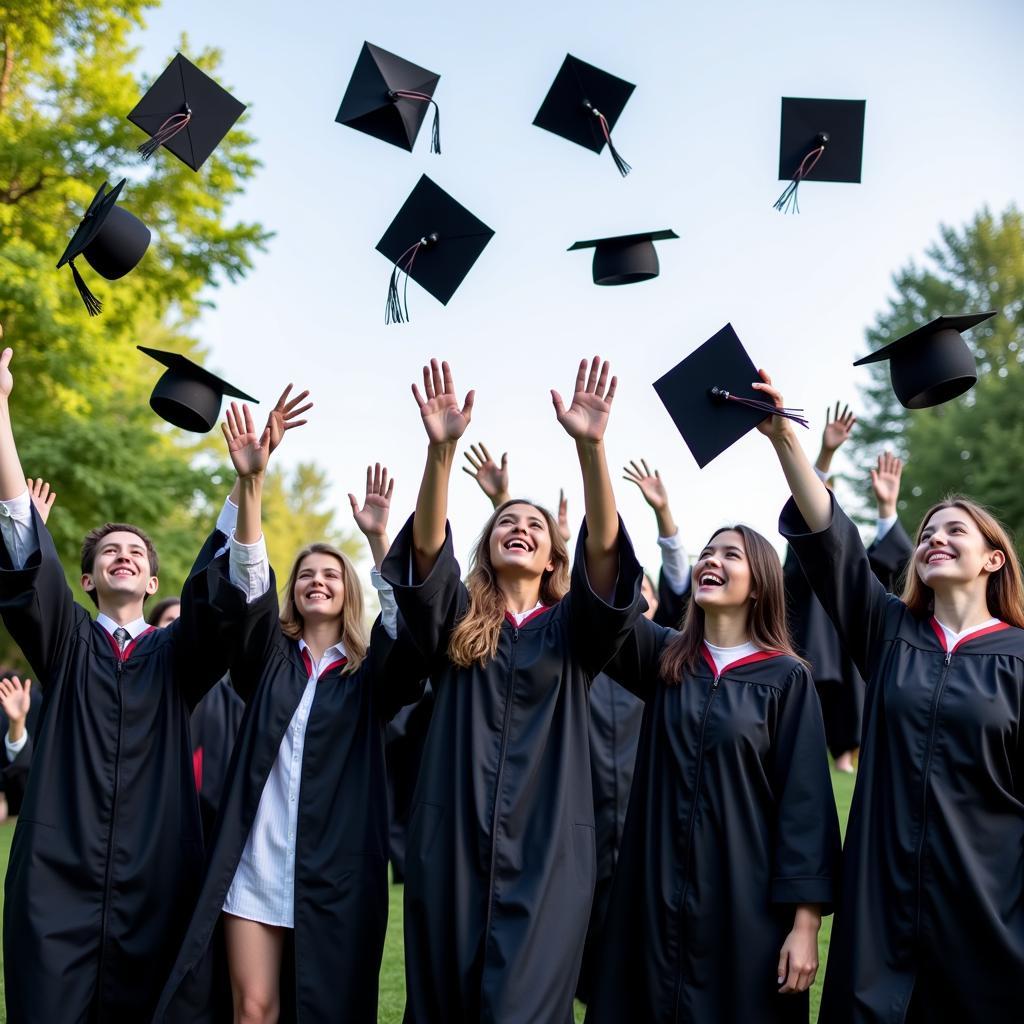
(56, 179, 151, 317)
(568, 230, 678, 285)
(128, 53, 246, 170)
(336, 42, 442, 154)
(533, 55, 635, 176)
(773, 97, 866, 213)
(654, 323, 808, 468)
(853, 311, 997, 409)
(137, 346, 258, 433)
(376, 175, 494, 323)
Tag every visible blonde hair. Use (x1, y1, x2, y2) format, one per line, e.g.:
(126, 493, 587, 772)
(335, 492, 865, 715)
(279, 543, 368, 672)
(901, 496, 1024, 627)
(448, 499, 571, 668)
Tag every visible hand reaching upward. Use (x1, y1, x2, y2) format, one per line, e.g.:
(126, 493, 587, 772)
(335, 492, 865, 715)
(552, 357, 617, 443)
(266, 384, 313, 453)
(26, 478, 56, 525)
(0, 676, 31, 737)
(821, 402, 856, 454)
(0, 347, 14, 400)
(622, 459, 668, 511)
(412, 359, 474, 446)
(222, 402, 271, 480)
(349, 463, 394, 539)
(870, 451, 903, 519)
(556, 489, 571, 543)
(463, 443, 509, 506)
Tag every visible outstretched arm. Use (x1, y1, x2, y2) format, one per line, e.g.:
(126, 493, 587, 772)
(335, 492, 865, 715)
(350, 463, 394, 570)
(871, 450, 902, 523)
(813, 402, 856, 478)
(553, 357, 619, 600)
(754, 371, 832, 533)
(462, 443, 509, 509)
(623, 459, 689, 595)
(0, 348, 26, 503)
(410, 359, 474, 581)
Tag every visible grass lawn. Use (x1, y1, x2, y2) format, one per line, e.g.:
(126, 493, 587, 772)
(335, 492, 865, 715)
(0, 769, 856, 1023)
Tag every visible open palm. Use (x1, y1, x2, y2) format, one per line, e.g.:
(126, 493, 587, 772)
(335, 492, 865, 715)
(821, 401, 856, 452)
(552, 357, 617, 442)
(222, 402, 271, 479)
(412, 359, 474, 445)
(266, 384, 313, 453)
(350, 463, 394, 538)
(623, 459, 667, 510)
(871, 451, 903, 507)
(0, 676, 31, 722)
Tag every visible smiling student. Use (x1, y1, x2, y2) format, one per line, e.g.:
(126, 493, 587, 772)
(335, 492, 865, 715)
(381, 357, 644, 1023)
(757, 369, 1024, 1023)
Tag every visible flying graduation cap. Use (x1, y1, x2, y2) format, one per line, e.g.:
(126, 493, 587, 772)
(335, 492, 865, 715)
(137, 346, 259, 433)
(534, 54, 635, 177)
(654, 323, 808, 468)
(568, 230, 678, 285)
(774, 97, 866, 213)
(376, 175, 494, 323)
(336, 42, 442, 154)
(56, 179, 151, 317)
(128, 53, 246, 170)
(853, 311, 997, 409)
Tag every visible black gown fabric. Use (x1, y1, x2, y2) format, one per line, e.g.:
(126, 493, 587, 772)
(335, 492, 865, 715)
(190, 674, 244, 839)
(586, 617, 841, 1024)
(0, 510, 227, 1024)
(153, 555, 425, 1024)
(782, 495, 1024, 1023)
(380, 516, 644, 1024)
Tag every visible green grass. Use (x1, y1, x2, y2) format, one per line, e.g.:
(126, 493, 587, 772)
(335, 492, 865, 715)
(0, 769, 855, 1023)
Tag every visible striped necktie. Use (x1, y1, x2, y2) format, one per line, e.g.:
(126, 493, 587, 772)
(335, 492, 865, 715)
(113, 626, 130, 653)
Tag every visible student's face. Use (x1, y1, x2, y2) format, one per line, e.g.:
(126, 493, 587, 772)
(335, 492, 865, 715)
(641, 575, 659, 621)
(488, 504, 555, 579)
(294, 553, 346, 622)
(155, 605, 180, 628)
(82, 531, 159, 606)
(915, 507, 1005, 591)
(692, 530, 755, 611)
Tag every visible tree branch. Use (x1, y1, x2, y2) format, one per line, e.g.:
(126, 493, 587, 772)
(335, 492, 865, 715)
(0, 175, 49, 204)
(0, 32, 13, 115)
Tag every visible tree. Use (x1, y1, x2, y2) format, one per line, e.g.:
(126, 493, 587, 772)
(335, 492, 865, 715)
(848, 206, 1024, 538)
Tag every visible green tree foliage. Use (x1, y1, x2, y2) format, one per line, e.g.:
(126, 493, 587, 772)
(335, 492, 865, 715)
(849, 206, 1024, 538)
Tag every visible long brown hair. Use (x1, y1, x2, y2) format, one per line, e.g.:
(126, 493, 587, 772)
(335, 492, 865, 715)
(448, 499, 571, 668)
(279, 543, 368, 673)
(901, 496, 1024, 627)
(659, 524, 802, 683)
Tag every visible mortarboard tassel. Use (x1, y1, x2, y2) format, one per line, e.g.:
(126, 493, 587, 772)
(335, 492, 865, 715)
(709, 387, 810, 428)
(389, 90, 442, 154)
(773, 133, 829, 214)
(139, 107, 193, 160)
(585, 102, 631, 177)
(69, 260, 103, 316)
(385, 235, 437, 324)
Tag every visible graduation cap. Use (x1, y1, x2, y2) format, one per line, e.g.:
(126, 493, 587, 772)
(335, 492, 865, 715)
(137, 346, 258, 433)
(774, 97, 866, 213)
(56, 179, 151, 317)
(376, 175, 494, 323)
(568, 230, 678, 285)
(128, 53, 246, 170)
(654, 323, 809, 468)
(533, 55, 635, 176)
(853, 311, 997, 409)
(335, 42, 442, 154)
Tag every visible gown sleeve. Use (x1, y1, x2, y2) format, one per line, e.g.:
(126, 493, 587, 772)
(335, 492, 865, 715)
(779, 492, 901, 681)
(380, 514, 468, 672)
(768, 663, 842, 911)
(566, 516, 645, 677)
(365, 613, 430, 723)
(599, 615, 673, 700)
(0, 506, 87, 690)
(867, 518, 914, 593)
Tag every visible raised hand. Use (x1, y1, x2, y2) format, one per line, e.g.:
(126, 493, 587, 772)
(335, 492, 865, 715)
(0, 347, 13, 400)
(870, 451, 903, 518)
(349, 463, 394, 539)
(552, 357, 617, 443)
(821, 402, 856, 453)
(622, 459, 668, 511)
(412, 359, 475, 446)
(0, 676, 32, 735)
(26, 478, 56, 525)
(266, 384, 313, 453)
(556, 488, 571, 543)
(752, 370, 795, 444)
(221, 402, 271, 480)
(462, 443, 509, 505)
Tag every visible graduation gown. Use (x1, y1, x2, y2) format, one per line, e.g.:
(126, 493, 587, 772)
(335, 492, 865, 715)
(782, 495, 1024, 1023)
(190, 674, 244, 839)
(0, 510, 227, 1024)
(585, 617, 840, 1024)
(153, 555, 425, 1024)
(380, 516, 644, 1024)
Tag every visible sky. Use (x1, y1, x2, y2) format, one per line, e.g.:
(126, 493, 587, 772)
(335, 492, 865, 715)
(130, 0, 1024, 575)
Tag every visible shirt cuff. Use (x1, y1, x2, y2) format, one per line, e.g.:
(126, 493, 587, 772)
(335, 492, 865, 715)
(216, 496, 239, 538)
(657, 530, 691, 595)
(371, 567, 399, 640)
(0, 491, 32, 521)
(875, 515, 898, 543)
(813, 466, 829, 483)
(5, 730, 27, 761)
(228, 531, 271, 604)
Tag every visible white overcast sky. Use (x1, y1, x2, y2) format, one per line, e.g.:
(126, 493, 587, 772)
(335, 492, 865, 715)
(131, 0, 1024, 574)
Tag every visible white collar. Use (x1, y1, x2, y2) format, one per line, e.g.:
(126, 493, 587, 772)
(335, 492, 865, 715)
(96, 613, 151, 640)
(506, 601, 545, 625)
(298, 636, 347, 669)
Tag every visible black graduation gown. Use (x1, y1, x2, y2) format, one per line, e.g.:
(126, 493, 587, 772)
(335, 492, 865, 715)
(781, 495, 1024, 1023)
(0, 510, 227, 1024)
(585, 617, 840, 1024)
(380, 515, 644, 1024)
(153, 555, 425, 1024)
(866, 517, 913, 594)
(190, 674, 244, 839)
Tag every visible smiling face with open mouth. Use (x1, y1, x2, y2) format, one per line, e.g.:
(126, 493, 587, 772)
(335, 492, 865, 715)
(82, 530, 159, 606)
(293, 552, 346, 622)
(692, 529, 754, 611)
(488, 503, 555, 580)
(916, 506, 1003, 591)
